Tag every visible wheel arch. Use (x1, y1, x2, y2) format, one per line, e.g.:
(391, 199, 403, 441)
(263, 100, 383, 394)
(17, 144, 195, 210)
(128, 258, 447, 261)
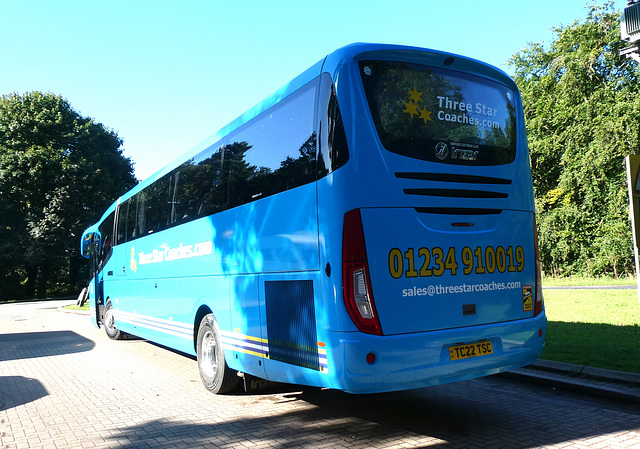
(194, 305, 239, 394)
(100, 295, 111, 322)
(193, 304, 213, 352)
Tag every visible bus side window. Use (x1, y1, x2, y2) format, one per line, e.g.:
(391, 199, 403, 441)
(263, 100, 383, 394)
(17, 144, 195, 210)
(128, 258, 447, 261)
(318, 73, 349, 176)
(194, 149, 224, 218)
(114, 79, 321, 243)
(328, 84, 349, 171)
(137, 191, 148, 236)
(167, 146, 225, 225)
(170, 171, 181, 225)
(116, 200, 129, 245)
(127, 195, 138, 241)
(225, 79, 318, 208)
(147, 176, 171, 234)
(97, 211, 115, 269)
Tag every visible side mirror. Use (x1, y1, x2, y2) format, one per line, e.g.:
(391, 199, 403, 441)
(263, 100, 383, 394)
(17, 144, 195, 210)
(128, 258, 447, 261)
(81, 232, 95, 259)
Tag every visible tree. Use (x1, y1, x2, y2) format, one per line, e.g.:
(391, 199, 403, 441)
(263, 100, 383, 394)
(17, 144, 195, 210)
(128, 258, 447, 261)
(508, 2, 640, 277)
(0, 92, 137, 299)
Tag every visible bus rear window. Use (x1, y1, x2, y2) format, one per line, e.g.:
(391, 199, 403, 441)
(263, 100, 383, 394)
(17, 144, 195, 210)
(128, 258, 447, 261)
(359, 60, 516, 166)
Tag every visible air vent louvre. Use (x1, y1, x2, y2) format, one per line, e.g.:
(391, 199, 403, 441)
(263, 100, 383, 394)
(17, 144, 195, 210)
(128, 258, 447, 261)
(404, 188, 508, 199)
(395, 172, 511, 185)
(415, 207, 502, 215)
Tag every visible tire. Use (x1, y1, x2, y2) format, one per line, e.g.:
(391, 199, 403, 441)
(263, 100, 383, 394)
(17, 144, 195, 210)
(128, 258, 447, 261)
(196, 313, 239, 394)
(103, 300, 123, 340)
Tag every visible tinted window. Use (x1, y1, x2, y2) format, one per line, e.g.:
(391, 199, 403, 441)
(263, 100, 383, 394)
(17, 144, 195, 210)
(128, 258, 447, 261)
(146, 176, 171, 234)
(97, 211, 114, 268)
(116, 200, 128, 244)
(172, 150, 224, 225)
(116, 78, 319, 244)
(126, 196, 138, 241)
(318, 73, 349, 175)
(328, 84, 349, 171)
(359, 60, 516, 166)
(224, 83, 317, 208)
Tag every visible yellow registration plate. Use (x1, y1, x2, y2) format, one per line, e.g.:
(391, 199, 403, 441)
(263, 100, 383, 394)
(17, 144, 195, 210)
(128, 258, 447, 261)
(449, 341, 493, 361)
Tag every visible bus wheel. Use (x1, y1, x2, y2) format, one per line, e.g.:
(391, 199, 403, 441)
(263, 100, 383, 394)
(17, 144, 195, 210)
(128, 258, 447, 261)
(104, 300, 123, 340)
(196, 314, 239, 394)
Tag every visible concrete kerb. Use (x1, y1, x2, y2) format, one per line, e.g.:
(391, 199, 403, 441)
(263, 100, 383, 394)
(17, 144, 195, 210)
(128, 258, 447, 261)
(506, 359, 640, 404)
(534, 359, 640, 384)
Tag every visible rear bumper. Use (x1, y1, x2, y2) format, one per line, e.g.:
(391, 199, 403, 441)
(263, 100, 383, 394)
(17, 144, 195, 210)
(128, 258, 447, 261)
(327, 313, 546, 393)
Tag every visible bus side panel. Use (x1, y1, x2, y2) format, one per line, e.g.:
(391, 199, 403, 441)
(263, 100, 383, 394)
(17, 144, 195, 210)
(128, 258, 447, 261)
(104, 183, 319, 362)
(112, 181, 319, 285)
(225, 274, 267, 379)
(210, 184, 320, 275)
(114, 274, 232, 357)
(259, 271, 334, 389)
(189, 275, 234, 355)
(135, 277, 195, 354)
(222, 184, 323, 385)
(316, 172, 362, 334)
(105, 272, 137, 336)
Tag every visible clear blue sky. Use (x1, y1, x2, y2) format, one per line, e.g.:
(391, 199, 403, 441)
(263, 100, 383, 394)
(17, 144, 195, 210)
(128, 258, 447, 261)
(0, 0, 628, 180)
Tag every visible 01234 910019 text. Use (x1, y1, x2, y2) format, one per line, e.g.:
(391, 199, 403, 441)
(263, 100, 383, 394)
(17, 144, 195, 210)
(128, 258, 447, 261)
(388, 245, 525, 280)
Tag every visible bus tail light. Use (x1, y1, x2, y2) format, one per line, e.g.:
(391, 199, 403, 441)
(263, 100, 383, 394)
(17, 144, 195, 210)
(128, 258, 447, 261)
(353, 268, 374, 318)
(343, 209, 383, 335)
(533, 216, 544, 317)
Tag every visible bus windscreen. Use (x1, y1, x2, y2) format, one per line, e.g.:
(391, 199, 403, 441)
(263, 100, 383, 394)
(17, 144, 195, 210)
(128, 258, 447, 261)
(359, 60, 517, 166)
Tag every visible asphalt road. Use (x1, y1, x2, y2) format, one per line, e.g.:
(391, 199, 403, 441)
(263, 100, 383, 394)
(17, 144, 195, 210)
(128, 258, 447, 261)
(1, 300, 639, 448)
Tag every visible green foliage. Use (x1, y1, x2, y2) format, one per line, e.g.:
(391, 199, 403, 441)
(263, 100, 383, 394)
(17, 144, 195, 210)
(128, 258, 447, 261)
(509, 2, 640, 277)
(0, 91, 137, 299)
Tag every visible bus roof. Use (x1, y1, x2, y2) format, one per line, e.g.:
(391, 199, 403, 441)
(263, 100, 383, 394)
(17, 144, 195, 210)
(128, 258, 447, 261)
(106, 42, 513, 211)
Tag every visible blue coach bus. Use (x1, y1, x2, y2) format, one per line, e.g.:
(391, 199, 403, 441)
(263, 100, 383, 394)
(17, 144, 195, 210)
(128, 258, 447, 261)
(81, 43, 546, 394)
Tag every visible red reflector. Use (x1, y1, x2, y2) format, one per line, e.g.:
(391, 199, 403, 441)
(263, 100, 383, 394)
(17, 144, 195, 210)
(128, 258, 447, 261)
(343, 209, 367, 262)
(366, 353, 376, 364)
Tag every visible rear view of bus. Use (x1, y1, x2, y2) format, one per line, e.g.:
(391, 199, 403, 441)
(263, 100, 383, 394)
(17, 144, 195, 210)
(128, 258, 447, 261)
(322, 44, 546, 393)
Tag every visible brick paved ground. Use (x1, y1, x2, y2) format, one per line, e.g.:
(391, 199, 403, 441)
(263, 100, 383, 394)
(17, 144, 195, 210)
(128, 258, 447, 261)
(1, 300, 640, 448)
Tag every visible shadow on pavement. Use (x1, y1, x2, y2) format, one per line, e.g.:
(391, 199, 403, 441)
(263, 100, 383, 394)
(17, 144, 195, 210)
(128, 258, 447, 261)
(0, 376, 48, 411)
(103, 378, 640, 448)
(0, 331, 95, 362)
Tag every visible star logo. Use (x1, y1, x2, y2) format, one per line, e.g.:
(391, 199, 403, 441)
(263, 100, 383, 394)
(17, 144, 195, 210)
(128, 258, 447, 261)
(130, 246, 137, 273)
(419, 107, 432, 123)
(408, 88, 423, 103)
(404, 101, 419, 118)
(403, 88, 432, 125)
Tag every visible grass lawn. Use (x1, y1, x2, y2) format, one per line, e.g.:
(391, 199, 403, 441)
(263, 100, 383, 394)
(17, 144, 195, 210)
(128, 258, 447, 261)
(63, 302, 90, 312)
(541, 285, 640, 374)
